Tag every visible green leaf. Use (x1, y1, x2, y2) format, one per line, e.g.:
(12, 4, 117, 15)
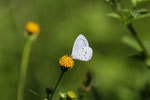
(132, 9, 150, 20)
(105, 0, 121, 4)
(121, 9, 150, 23)
(28, 89, 41, 99)
(130, 0, 138, 7)
(128, 52, 146, 61)
(130, 0, 148, 7)
(143, 40, 150, 56)
(122, 35, 142, 51)
(122, 9, 132, 18)
(107, 12, 121, 19)
(121, 9, 135, 24)
(146, 57, 150, 67)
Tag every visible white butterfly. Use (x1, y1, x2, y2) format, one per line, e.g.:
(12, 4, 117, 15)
(71, 34, 93, 61)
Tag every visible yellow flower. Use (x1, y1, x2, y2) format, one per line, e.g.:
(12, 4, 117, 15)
(26, 22, 40, 34)
(59, 55, 74, 68)
(67, 91, 76, 99)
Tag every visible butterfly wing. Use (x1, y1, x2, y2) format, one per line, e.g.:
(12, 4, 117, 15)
(71, 46, 93, 61)
(72, 34, 89, 55)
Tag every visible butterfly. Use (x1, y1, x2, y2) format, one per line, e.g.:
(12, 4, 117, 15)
(71, 34, 93, 61)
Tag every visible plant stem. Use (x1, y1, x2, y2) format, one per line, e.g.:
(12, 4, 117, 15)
(127, 23, 148, 57)
(17, 37, 33, 100)
(106, 1, 148, 57)
(91, 87, 103, 100)
(46, 93, 50, 100)
(49, 71, 65, 100)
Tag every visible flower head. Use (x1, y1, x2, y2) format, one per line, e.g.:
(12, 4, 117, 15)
(67, 91, 76, 99)
(59, 92, 66, 99)
(59, 55, 74, 69)
(26, 22, 40, 34)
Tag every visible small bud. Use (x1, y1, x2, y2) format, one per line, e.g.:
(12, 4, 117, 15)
(59, 92, 66, 100)
(45, 87, 53, 100)
(78, 72, 92, 99)
(26, 22, 40, 34)
(44, 98, 48, 100)
(81, 71, 92, 92)
(46, 87, 53, 95)
(67, 91, 76, 100)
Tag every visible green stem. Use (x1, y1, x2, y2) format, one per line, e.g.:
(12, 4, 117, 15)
(106, 1, 148, 57)
(49, 71, 65, 100)
(127, 23, 148, 57)
(17, 36, 33, 100)
(46, 93, 50, 100)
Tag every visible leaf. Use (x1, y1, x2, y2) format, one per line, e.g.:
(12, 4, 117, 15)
(128, 52, 146, 61)
(122, 35, 142, 51)
(120, 9, 150, 23)
(28, 89, 41, 99)
(107, 12, 121, 19)
(130, 0, 148, 7)
(130, 0, 138, 7)
(133, 9, 150, 19)
(105, 0, 121, 5)
(143, 40, 150, 56)
(146, 57, 150, 67)
(121, 9, 135, 24)
(122, 9, 132, 18)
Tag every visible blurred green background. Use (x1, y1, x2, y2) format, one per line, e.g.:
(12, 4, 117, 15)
(0, 0, 150, 100)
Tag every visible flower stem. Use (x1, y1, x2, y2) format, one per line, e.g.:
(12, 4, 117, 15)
(49, 71, 65, 100)
(17, 36, 33, 100)
(127, 23, 148, 57)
